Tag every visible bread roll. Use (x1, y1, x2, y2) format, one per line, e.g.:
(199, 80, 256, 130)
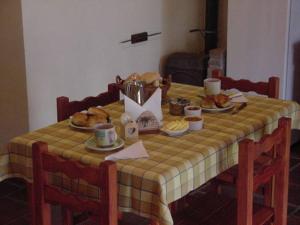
(86, 114, 107, 127)
(126, 73, 141, 81)
(71, 112, 88, 126)
(141, 72, 160, 85)
(201, 97, 217, 109)
(87, 107, 109, 118)
(214, 94, 230, 108)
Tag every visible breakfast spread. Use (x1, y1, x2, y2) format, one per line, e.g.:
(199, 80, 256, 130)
(71, 107, 110, 128)
(201, 94, 231, 109)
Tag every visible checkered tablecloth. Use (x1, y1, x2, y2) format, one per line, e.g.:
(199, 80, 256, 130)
(2, 83, 300, 225)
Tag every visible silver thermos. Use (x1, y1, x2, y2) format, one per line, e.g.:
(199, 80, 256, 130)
(124, 80, 145, 105)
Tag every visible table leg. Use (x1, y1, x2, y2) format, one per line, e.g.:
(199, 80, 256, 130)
(26, 182, 36, 225)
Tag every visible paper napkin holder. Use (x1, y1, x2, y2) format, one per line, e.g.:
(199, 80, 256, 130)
(124, 88, 163, 134)
(136, 111, 160, 134)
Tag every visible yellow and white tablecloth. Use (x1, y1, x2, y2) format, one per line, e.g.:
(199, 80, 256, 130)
(2, 83, 300, 225)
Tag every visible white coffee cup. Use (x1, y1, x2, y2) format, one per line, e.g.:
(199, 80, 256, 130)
(94, 124, 117, 147)
(204, 78, 221, 96)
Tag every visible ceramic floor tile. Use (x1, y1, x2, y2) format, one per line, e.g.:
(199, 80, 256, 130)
(7, 186, 28, 203)
(290, 158, 300, 169)
(288, 216, 300, 225)
(0, 180, 21, 198)
(7, 215, 30, 225)
(0, 197, 28, 224)
(290, 165, 300, 186)
(289, 184, 300, 205)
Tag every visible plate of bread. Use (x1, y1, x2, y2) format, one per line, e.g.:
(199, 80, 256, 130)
(201, 94, 234, 112)
(69, 107, 110, 130)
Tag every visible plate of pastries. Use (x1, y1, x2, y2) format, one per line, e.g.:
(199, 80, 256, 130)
(69, 107, 110, 130)
(201, 94, 234, 112)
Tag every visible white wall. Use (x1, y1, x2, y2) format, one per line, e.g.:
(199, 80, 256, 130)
(21, 0, 204, 130)
(227, 0, 290, 98)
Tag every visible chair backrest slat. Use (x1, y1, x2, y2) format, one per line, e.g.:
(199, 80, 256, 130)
(44, 185, 101, 214)
(254, 127, 283, 160)
(57, 83, 119, 122)
(42, 153, 102, 186)
(212, 69, 280, 98)
(32, 141, 118, 225)
(253, 159, 284, 191)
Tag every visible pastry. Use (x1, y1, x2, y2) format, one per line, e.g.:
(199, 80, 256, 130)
(201, 97, 217, 109)
(126, 73, 141, 81)
(71, 112, 88, 127)
(87, 107, 109, 118)
(214, 94, 230, 108)
(141, 72, 160, 85)
(71, 108, 109, 127)
(86, 114, 107, 127)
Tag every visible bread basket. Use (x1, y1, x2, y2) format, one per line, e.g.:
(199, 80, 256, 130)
(116, 74, 171, 104)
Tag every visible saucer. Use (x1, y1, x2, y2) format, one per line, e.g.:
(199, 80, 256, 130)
(85, 137, 125, 152)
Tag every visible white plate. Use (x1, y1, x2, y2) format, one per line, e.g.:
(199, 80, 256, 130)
(201, 103, 235, 112)
(69, 118, 103, 130)
(85, 137, 125, 151)
(161, 126, 189, 137)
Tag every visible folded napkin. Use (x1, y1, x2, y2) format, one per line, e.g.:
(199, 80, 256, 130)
(230, 92, 248, 103)
(105, 141, 149, 161)
(225, 89, 248, 103)
(124, 88, 163, 125)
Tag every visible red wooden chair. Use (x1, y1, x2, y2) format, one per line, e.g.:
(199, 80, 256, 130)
(174, 117, 291, 225)
(57, 83, 119, 122)
(32, 141, 118, 225)
(212, 69, 280, 98)
(211, 69, 280, 190)
(32, 141, 154, 225)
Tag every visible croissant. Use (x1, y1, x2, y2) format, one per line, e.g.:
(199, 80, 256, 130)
(87, 107, 109, 118)
(71, 112, 88, 127)
(201, 97, 217, 109)
(214, 94, 230, 108)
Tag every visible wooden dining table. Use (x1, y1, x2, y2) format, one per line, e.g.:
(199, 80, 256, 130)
(2, 83, 300, 225)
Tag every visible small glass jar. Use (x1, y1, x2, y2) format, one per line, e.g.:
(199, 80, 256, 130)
(169, 98, 190, 116)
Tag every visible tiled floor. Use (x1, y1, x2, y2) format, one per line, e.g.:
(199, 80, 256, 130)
(1, 142, 300, 225)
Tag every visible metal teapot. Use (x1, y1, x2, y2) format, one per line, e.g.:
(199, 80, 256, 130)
(116, 75, 145, 105)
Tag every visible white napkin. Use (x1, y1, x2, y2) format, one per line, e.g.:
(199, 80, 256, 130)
(105, 141, 149, 161)
(124, 88, 163, 124)
(224, 89, 248, 103)
(229, 92, 248, 103)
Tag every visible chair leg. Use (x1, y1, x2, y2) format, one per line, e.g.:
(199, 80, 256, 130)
(62, 208, 73, 225)
(274, 170, 289, 225)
